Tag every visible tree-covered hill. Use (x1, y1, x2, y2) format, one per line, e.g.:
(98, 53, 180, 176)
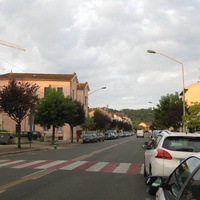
(108, 108, 154, 126)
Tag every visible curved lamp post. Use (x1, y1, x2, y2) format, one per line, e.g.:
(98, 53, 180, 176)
(88, 87, 106, 96)
(147, 50, 186, 132)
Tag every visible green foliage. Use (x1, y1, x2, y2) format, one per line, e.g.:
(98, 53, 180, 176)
(182, 102, 200, 130)
(81, 116, 96, 131)
(151, 92, 183, 130)
(34, 86, 79, 143)
(109, 108, 154, 125)
(34, 87, 68, 128)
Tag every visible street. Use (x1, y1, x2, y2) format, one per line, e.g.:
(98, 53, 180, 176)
(0, 135, 155, 200)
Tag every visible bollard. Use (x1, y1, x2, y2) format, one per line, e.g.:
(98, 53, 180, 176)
(54, 141, 57, 150)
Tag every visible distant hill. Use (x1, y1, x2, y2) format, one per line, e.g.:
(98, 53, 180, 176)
(108, 108, 154, 126)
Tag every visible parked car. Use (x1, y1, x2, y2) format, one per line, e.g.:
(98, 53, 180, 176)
(142, 131, 200, 177)
(20, 131, 29, 137)
(96, 133, 105, 142)
(117, 132, 124, 138)
(82, 133, 98, 143)
(105, 130, 116, 140)
(151, 130, 162, 138)
(105, 132, 116, 140)
(145, 153, 200, 198)
(31, 131, 42, 139)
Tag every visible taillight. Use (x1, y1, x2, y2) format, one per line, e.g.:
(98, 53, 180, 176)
(155, 149, 172, 160)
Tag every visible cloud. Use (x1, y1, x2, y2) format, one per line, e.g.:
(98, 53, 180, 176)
(0, 0, 200, 109)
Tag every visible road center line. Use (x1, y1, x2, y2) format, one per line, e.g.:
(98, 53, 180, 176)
(0, 169, 55, 192)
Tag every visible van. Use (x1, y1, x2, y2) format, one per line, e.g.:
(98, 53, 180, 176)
(136, 130, 144, 138)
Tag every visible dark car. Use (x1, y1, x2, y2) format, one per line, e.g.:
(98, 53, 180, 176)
(82, 133, 98, 143)
(145, 153, 200, 199)
(96, 133, 105, 142)
(31, 131, 42, 139)
(20, 131, 29, 137)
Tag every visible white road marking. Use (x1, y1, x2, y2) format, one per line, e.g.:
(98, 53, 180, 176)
(0, 160, 24, 167)
(13, 160, 47, 168)
(60, 161, 88, 170)
(86, 162, 109, 172)
(113, 163, 131, 173)
(35, 160, 67, 169)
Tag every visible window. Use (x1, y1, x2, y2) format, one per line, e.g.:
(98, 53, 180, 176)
(180, 168, 200, 200)
(162, 137, 200, 152)
(57, 87, 63, 94)
(44, 87, 50, 97)
(167, 157, 200, 197)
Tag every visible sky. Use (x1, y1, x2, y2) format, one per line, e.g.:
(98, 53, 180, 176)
(0, 0, 200, 110)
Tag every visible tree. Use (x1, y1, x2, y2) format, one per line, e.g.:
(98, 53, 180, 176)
(93, 109, 112, 131)
(182, 102, 200, 131)
(34, 86, 72, 145)
(67, 100, 85, 143)
(81, 115, 96, 132)
(0, 79, 39, 148)
(151, 92, 184, 130)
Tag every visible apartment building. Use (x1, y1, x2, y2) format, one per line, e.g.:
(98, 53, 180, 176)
(0, 72, 89, 140)
(182, 81, 200, 106)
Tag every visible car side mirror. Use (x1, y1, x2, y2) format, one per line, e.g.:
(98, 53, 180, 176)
(145, 176, 164, 187)
(142, 142, 149, 149)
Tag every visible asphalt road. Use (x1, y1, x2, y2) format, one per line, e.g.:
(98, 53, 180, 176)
(0, 134, 155, 200)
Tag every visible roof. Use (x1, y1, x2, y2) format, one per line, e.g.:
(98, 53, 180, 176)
(0, 73, 78, 82)
(161, 131, 200, 137)
(77, 82, 90, 91)
(180, 81, 200, 95)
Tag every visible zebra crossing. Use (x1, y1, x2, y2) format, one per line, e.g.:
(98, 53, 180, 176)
(0, 159, 143, 174)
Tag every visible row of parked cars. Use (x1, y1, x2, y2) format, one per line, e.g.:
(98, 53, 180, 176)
(143, 130, 200, 199)
(82, 130, 135, 143)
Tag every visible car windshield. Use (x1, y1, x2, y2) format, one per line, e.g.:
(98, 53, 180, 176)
(84, 134, 93, 137)
(162, 137, 200, 152)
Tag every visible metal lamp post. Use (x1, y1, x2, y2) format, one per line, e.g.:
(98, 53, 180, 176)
(147, 50, 186, 132)
(88, 87, 106, 96)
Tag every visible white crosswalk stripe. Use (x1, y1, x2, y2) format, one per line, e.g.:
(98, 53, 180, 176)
(0, 160, 24, 167)
(13, 160, 47, 168)
(113, 163, 131, 173)
(86, 162, 109, 172)
(60, 161, 88, 170)
(35, 160, 67, 169)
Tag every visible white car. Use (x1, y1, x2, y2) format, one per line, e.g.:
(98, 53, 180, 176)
(146, 153, 200, 199)
(136, 130, 144, 138)
(142, 131, 200, 177)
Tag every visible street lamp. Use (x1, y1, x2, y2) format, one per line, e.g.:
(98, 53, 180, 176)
(147, 50, 186, 132)
(88, 87, 106, 96)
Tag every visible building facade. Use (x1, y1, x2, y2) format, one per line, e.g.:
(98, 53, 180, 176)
(0, 72, 89, 140)
(183, 81, 200, 106)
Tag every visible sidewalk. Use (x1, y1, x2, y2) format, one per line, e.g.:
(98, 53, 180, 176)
(0, 139, 82, 157)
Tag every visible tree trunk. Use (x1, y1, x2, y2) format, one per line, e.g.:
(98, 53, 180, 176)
(52, 125, 56, 145)
(16, 124, 21, 149)
(70, 125, 74, 143)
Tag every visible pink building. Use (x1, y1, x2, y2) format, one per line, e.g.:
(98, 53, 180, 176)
(0, 72, 90, 140)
